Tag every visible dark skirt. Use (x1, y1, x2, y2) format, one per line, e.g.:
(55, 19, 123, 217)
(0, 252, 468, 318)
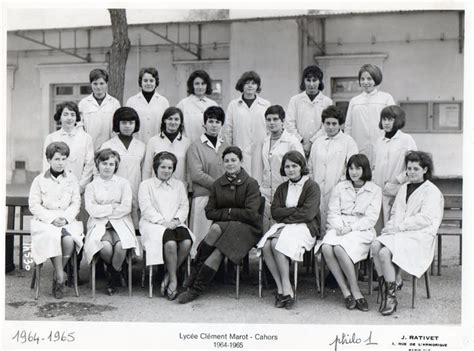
(214, 221, 261, 264)
(162, 227, 192, 244)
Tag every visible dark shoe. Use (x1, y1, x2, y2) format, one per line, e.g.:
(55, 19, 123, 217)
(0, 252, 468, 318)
(183, 242, 215, 289)
(105, 265, 117, 296)
(284, 296, 296, 310)
(356, 297, 369, 312)
(276, 295, 292, 308)
(52, 278, 57, 295)
(178, 289, 200, 304)
(344, 294, 356, 310)
(274, 293, 283, 307)
(178, 264, 217, 304)
(54, 282, 65, 299)
(381, 281, 398, 316)
(377, 276, 386, 312)
(396, 280, 404, 291)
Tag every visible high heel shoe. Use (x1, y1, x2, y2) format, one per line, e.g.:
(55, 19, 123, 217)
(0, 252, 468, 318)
(395, 280, 404, 291)
(381, 281, 398, 316)
(167, 288, 179, 301)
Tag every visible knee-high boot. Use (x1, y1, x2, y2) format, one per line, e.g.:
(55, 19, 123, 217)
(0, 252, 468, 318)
(381, 281, 398, 316)
(178, 264, 217, 304)
(183, 241, 214, 288)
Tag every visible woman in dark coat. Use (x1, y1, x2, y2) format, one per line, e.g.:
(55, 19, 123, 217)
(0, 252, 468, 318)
(178, 146, 262, 304)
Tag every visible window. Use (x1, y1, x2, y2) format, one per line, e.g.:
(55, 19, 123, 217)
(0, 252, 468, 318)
(331, 77, 361, 124)
(210, 80, 223, 105)
(51, 83, 91, 131)
(400, 101, 463, 133)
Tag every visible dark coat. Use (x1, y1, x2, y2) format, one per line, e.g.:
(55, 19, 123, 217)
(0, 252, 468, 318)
(205, 168, 263, 263)
(271, 178, 321, 238)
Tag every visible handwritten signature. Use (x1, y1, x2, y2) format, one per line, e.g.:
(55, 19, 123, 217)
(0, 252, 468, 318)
(329, 331, 378, 351)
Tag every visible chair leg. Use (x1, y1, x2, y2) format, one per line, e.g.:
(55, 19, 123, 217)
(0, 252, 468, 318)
(73, 250, 79, 297)
(92, 256, 96, 299)
(236, 263, 240, 299)
(258, 256, 263, 298)
(424, 271, 431, 299)
(294, 261, 298, 300)
(128, 251, 132, 297)
(321, 256, 325, 298)
(314, 254, 320, 294)
(141, 251, 146, 288)
(35, 264, 41, 300)
(437, 235, 442, 275)
(412, 275, 417, 308)
(149, 265, 153, 298)
(368, 258, 373, 296)
(30, 266, 37, 289)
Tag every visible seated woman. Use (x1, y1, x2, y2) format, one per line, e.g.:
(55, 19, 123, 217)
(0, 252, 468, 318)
(257, 150, 320, 309)
(371, 151, 444, 316)
(139, 152, 195, 301)
(178, 146, 262, 304)
(29, 141, 84, 299)
(84, 149, 140, 296)
(316, 154, 382, 311)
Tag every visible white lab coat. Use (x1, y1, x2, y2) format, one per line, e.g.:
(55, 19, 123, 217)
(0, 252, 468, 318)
(28, 171, 84, 265)
(373, 130, 417, 224)
(285, 91, 333, 143)
(78, 93, 121, 151)
(223, 95, 271, 184)
(83, 175, 140, 264)
(100, 136, 146, 228)
(43, 127, 94, 193)
(177, 95, 218, 143)
(308, 131, 358, 234)
(345, 89, 395, 165)
(376, 181, 444, 278)
(126, 91, 170, 145)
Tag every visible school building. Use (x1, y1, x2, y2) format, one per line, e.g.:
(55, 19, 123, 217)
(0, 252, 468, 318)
(6, 9, 464, 190)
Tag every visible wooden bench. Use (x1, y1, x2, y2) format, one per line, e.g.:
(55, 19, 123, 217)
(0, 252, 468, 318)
(5, 196, 32, 270)
(434, 194, 462, 276)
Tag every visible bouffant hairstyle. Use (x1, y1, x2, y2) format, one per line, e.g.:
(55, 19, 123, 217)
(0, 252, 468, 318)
(379, 105, 406, 131)
(112, 107, 141, 133)
(159, 107, 184, 138)
(45, 141, 70, 160)
(138, 67, 159, 88)
(153, 151, 178, 176)
(187, 70, 213, 95)
(265, 105, 286, 121)
(203, 106, 225, 124)
(89, 68, 108, 83)
(321, 105, 345, 125)
(299, 65, 325, 91)
(358, 64, 383, 86)
(222, 146, 243, 161)
(346, 154, 372, 182)
(280, 150, 309, 177)
(53, 101, 81, 123)
(94, 148, 121, 173)
(235, 71, 262, 93)
(405, 151, 434, 181)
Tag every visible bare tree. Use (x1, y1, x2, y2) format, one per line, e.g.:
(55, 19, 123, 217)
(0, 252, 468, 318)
(108, 9, 131, 104)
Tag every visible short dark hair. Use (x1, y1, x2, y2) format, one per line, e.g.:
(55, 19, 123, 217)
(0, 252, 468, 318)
(53, 101, 81, 122)
(280, 150, 309, 177)
(346, 154, 372, 181)
(265, 105, 285, 121)
(405, 151, 434, 181)
(112, 107, 141, 133)
(203, 106, 225, 124)
(138, 67, 159, 88)
(322, 105, 345, 125)
(299, 65, 324, 91)
(358, 64, 383, 86)
(235, 71, 262, 93)
(153, 151, 178, 176)
(89, 68, 108, 83)
(187, 70, 213, 95)
(160, 107, 184, 138)
(222, 146, 243, 161)
(45, 141, 70, 160)
(379, 105, 406, 131)
(94, 148, 121, 173)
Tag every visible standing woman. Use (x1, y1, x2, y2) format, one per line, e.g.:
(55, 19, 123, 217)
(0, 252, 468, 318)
(78, 68, 121, 151)
(285, 65, 333, 157)
(257, 151, 320, 309)
(126, 67, 170, 145)
(345, 64, 395, 165)
(316, 154, 382, 311)
(373, 105, 417, 226)
(186, 106, 229, 254)
(177, 70, 218, 143)
(30, 142, 84, 298)
(139, 152, 194, 300)
(223, 71, 270, 184)
(142, 107, 191, 187)
(100, 107, 146, 229)
(261, 105, 304, 232)
(371, 151, 443, 316)
(178, 146, 262, 304)
(84, 149, 140, 296)
(308, 106, 358, 236)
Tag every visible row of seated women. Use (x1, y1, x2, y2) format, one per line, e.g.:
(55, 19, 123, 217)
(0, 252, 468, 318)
(29, 135, 444, 316)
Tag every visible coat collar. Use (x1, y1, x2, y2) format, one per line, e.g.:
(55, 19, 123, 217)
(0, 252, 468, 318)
(219, 168, 249, 186)
(44, 169, 68, 179)
(362, 88, 379, 98)
(341, 180, 378, 194)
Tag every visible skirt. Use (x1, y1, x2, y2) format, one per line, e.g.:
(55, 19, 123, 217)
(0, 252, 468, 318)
(214, 221, 260, 264)
(257, 223, 316, 262)
(162, 227, 192, 244)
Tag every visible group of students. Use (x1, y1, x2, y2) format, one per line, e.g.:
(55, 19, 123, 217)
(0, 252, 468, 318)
(29, 63, 445, 316)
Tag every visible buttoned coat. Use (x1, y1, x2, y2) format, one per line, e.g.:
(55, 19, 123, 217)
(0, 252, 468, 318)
(177, 95, 218, 143)
(205, 169, 263, 264)
(376, 181, 444, 278)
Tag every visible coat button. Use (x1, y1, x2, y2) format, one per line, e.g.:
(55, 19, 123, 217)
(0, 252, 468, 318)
(230, 185, 236, 190)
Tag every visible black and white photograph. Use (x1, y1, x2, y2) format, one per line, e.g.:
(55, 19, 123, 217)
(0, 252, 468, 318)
(2, 0, 472, 350)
